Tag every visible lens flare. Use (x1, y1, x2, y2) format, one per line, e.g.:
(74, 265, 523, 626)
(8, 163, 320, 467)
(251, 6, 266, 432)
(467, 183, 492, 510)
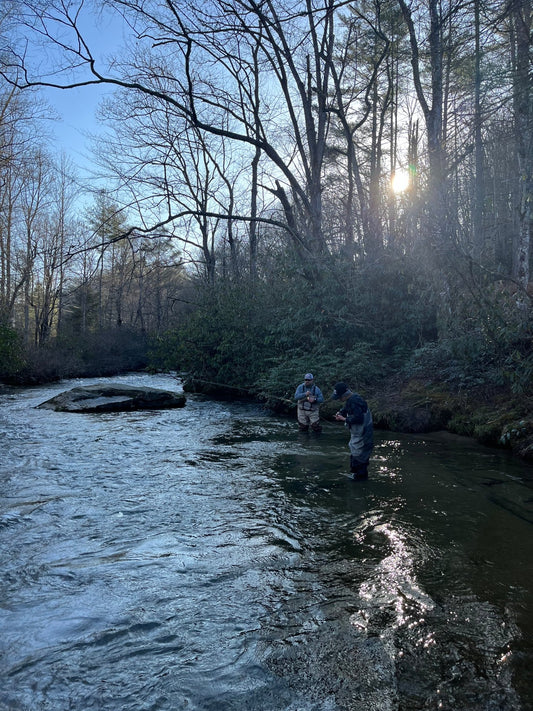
(391, 169, 410, 193)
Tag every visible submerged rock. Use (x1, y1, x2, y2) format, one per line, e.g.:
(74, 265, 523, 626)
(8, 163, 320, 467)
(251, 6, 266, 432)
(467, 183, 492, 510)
(37, 384, 186, 413)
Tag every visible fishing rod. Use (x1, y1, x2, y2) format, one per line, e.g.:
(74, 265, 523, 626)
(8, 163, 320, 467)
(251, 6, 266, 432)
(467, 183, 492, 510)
(176, 373, 294, 406)
(175, 374, 332, 420)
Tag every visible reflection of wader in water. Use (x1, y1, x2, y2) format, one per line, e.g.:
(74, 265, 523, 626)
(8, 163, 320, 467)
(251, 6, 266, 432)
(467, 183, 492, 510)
(298, 385, 322, 433)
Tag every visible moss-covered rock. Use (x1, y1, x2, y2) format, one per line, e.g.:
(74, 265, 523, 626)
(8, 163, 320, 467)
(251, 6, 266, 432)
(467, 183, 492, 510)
(368, 378, 454, 433)
(365, 376, 533, 463)
(499, 418, 533, 460)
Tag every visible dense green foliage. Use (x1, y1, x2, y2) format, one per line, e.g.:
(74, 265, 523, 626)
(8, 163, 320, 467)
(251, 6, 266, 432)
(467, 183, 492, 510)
(0, 325, 26, 380)
(2, 246, 531, 410)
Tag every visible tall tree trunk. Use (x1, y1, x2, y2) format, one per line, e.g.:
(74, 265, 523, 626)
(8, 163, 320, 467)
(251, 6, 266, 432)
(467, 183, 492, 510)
(248, 28, 261, 282)
(398, 0, 447, 228)
(473, 0, 485, 258)
(249, 144, 260, 282)
(510, 0, 531, 296)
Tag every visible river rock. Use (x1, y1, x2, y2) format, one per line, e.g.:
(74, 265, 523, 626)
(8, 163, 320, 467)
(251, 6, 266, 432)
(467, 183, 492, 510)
(37, 384, 186, 413)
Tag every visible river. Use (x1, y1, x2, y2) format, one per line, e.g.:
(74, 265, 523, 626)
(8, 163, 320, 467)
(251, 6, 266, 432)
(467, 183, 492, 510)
(1, 373, 533, 711)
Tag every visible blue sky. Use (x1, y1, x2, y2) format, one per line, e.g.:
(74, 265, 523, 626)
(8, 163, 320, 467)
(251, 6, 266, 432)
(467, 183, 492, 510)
(46, 83, 110, 176)
(39, 5, 128, 180)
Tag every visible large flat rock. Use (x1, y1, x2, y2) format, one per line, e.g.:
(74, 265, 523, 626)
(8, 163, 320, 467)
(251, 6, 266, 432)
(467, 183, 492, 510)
(37, 384, 186, 413)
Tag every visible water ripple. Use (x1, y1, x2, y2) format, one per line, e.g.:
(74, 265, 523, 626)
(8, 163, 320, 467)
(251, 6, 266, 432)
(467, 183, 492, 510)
(1, 374, 532, 710)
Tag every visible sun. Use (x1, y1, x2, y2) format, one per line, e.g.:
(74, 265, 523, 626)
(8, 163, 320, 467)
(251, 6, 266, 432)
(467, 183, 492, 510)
(391, 169, 410, 194)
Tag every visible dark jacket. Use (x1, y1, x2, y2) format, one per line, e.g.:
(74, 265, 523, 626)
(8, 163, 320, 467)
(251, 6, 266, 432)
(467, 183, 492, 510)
(340, 393, 374, 462)
(339, 393, 367, 424)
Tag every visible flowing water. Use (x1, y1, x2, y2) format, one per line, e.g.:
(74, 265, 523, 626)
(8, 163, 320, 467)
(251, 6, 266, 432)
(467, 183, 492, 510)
(1, 373, 533, 711)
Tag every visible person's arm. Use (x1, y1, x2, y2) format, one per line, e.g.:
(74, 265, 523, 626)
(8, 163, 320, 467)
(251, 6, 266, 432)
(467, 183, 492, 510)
(315, 387, 324, 404)
(335, 405, 348, 421)
(345, 398, 365, 425)
(294, 384, 306, 402)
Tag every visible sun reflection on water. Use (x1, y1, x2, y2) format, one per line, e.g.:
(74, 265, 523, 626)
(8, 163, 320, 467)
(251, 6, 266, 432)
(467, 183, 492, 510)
(351, 521, 435, 648)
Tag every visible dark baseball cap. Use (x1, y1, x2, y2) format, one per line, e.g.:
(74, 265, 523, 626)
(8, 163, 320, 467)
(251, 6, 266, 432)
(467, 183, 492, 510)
(332, 382, 349, 399)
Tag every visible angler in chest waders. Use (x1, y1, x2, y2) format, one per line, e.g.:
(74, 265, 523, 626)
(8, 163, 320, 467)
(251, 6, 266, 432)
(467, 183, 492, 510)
(332, 382, 374, 479)
(294, 373, 324, 433)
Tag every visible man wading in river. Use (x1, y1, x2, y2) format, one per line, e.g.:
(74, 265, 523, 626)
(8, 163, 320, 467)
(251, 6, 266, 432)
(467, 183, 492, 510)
(294, 373, 324, 433)
(332, 382, 374, 479)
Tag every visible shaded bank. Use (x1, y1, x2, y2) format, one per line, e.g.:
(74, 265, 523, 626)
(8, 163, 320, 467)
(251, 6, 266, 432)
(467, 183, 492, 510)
(363, 377, 533, 464)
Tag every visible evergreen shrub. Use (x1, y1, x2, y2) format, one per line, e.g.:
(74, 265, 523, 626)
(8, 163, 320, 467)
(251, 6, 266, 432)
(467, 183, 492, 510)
(148, 283, 273, 392)
(0, 325, 25, 381)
